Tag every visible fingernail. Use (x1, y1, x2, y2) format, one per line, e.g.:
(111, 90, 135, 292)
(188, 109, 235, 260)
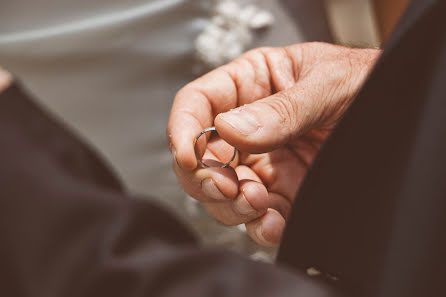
(256, 213, 277, 245)
(201, 178, 227, 201)
(168, 141, 182, 166)
(169, 145, 180, 167)
(255, 224, 267, 243)
(233, 192, 256, 215)
(219, 108, 260, 135)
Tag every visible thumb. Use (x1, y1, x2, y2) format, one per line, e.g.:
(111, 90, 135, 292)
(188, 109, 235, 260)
(215, 86, 323, 153)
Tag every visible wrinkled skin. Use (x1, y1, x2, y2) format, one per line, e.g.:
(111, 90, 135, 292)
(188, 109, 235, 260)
(168, 42, 381, 246)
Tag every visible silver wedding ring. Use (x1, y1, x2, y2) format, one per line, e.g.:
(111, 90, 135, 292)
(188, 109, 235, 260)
(194, 127, 237, 168)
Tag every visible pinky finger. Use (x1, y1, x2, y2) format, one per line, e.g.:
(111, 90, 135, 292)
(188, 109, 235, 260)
(245, 209, 285, 247)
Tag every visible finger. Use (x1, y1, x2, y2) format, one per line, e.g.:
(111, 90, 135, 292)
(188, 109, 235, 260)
(167, 66, 242, 170)
(166, 63, 254, 171)
(235, 165, 291, 219)
(246, 209, 285, 247)
(173, 134, 241, 203)
(204, 184, 266, 226)
(261, 47, 297, 91)
(241, 148, 305, 202)
(233, 166, 269, 217)
(268, 192, 291, 219)
(202, 168, 268, 226)
(167, 47, 299, 170)
(215, 43, 380, 154)
(204, 134, 239, 168)
(173, 161, 239, 203)
(215, 83, 322, 154)
(234, 164, 262, 183)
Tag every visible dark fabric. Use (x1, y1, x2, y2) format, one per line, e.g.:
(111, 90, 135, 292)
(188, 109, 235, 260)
(278, 1, 446, 297)
(0, 84, 339, 297)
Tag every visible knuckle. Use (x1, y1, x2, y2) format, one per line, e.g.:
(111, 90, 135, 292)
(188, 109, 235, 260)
(263, 94, 298, 137)
(266, 98, 290, 123)
(244, 46, 274, 58)
(175, 85, 189, 99)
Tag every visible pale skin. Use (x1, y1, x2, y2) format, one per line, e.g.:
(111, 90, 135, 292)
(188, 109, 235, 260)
(0, 44, 379, 247)
(0, 0, 405, 248)
(0, 45, 379, 248)
(167, 42, 381, 246)
(168, 0, 411, 247)
(0, 45, 380, 247)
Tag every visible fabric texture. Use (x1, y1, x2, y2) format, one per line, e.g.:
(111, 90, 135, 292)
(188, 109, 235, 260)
(0, 83, 339, 296)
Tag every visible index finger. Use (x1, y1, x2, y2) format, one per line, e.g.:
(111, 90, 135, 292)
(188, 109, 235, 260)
(167, 68, 238, 170)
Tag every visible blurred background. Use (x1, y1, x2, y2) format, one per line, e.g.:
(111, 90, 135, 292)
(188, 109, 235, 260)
(0, 0, 406, 261)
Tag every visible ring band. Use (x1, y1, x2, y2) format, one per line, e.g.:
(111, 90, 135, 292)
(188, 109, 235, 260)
(194, 127, 237, 168)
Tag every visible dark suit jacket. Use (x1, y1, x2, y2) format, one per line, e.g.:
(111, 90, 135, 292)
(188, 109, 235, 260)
(279, 1, 446, 297)
(0, 84, 335, 296)
(0, 0, 444, 296)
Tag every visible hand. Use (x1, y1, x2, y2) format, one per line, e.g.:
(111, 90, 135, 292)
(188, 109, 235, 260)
(167, 42, 380, 246)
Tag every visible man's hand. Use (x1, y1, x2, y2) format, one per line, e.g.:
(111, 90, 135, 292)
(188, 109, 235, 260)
(0, 67, 12, 93)
(167, 42, 380, 246)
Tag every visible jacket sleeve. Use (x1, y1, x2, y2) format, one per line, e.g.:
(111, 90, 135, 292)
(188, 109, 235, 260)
(0, 83, 340, 297)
